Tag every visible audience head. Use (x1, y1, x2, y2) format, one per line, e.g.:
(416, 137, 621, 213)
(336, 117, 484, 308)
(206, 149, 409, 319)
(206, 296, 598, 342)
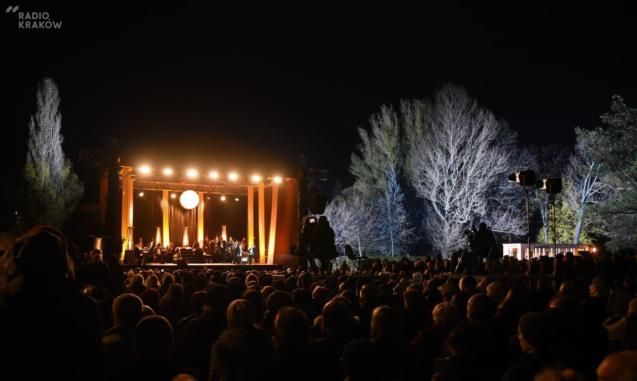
(242, 289, 265, 320)
(589, 276, 610, 299)
(467, 293, 495, 323)
(518, 312, 553, 354)
(438, 281, 459, 301)
(459, 275, 477, 292)
(188, 290, 206, 315)
(266, 290, 293, 313)
(487, 281, 506, 305)
(166, 283, 183, 299)
(433, 302, 461, 329)
(227, 299, 255, 329)
(112, 293, 143, 327)
(403, 288, 425, 313)
(629, 298, 637, 317)
(274, 306, 309, 351)
(6, 225, 74, 288)
(370, 305, 400, 340)
(134, 315, 173, 362)
(596, 351, 637, 381)
(321, 300, 351, 338)
(359, 284, 379, 307)
(205, 284, 231, 313)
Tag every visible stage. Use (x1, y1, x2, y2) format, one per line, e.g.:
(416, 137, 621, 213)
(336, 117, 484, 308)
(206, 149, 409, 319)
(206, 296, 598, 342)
(121, 262, 284, 271)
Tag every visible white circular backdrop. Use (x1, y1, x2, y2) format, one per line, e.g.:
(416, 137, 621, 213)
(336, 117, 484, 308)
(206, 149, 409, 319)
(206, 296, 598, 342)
(179, 190, 199, 209)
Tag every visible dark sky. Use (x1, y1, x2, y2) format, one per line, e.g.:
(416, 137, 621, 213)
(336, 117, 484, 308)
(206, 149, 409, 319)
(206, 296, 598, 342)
(3, 3, 637, 190)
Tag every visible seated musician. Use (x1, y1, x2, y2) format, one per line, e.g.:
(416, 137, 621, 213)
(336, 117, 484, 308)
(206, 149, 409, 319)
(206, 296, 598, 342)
(164, 242, 175, 263)
(248, 246, 256, 264)
(154, 242, 163, 263)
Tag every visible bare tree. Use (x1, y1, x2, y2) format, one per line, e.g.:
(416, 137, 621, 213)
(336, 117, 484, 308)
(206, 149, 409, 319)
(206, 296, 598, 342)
(323, 187, 380, 256)
(350, 105, 413, 256)
(565, 128, 614, 244)
(24, 78, 83, 227)
(404, 85, 514, 257)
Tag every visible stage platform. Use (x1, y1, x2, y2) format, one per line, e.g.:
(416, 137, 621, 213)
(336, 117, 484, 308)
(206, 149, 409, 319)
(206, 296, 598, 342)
(122, 262, 284, 271)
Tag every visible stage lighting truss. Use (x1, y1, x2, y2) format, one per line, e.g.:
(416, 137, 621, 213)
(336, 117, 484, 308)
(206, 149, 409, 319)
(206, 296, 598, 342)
(131, 165, 284, 186)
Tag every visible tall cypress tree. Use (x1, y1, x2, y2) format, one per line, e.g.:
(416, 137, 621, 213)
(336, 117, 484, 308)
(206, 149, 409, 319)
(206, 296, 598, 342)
(24, 78, 83, 227)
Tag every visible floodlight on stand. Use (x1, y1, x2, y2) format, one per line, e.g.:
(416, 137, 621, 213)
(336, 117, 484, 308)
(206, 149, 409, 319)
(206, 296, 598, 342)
(250, 174, 262, 183)
(272, 175, 283, 184)
(208, 170, 219, 180)
(228, 172, 239, 182)
(162, 167, 173, 176)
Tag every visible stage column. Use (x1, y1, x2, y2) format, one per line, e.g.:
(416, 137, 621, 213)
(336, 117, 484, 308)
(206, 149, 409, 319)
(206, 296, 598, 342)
(120, 167, 134, 260)
(267, 183, 279, 264)
(258, 182, 266, 264)
(247, 185, 255, 249)
(162, 190, 170, 247)
(197, 192, 204, 245)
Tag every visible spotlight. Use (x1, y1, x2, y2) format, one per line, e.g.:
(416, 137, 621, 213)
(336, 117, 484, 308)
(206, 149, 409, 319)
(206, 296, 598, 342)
(170, 193, 177, 199)
(220, 195, 227, 201)
(272, 175, 283, 184)
(162, 167, 173, 176)
(234, 197, 239, 202)
(138, 191, 145, 197)
(186, 169, 199, 179)
(208, 170, 219, 180)
(251, 174, 262, 183)
(536, 177, 562, 194)
(139, 165, 151, 175)
(507, 170, 536, 187)
(228, 172, 239, 181)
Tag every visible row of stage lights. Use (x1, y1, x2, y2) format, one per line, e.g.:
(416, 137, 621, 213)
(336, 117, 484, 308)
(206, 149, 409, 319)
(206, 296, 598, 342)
(136, 165, 283, 184)
(137, 191, 240, 202)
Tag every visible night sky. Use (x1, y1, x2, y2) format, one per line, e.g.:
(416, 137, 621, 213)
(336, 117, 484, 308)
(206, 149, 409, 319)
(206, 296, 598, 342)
(3, 3, 637, 193)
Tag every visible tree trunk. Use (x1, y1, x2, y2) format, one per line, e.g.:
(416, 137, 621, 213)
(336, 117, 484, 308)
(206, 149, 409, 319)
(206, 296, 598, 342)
(386, 191, 395, 257)
(543, 225, 549, 244)
(573, 208, 584, 244)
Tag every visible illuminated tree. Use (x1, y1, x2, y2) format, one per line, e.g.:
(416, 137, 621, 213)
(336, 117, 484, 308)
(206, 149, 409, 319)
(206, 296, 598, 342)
(404, 85, 514, 257)
(578, 96, 637, 249)
(24, 78, 83, 227)
(535, 195, 593, 244)
(529, 145, 569, 243)
(323, 187, 380, 256)
(565, 128, 614, 244)
(350, 105, 413, 256)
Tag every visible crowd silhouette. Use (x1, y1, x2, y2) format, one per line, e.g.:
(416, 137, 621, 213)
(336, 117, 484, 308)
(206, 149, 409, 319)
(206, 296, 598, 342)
(1, 225, 637, 381)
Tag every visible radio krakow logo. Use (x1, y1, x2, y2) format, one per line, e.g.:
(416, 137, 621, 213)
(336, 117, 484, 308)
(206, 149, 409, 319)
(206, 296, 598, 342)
(5, 5, 63, 30)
